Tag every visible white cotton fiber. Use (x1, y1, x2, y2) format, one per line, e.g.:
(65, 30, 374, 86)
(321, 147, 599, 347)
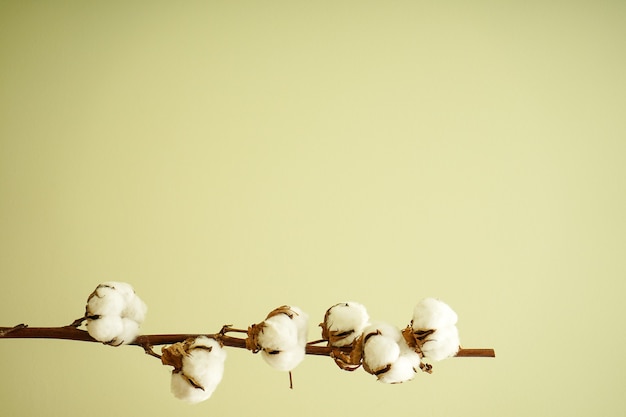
(261, 345, 306, 371)
(288, 306, 309, 346)
(84, 281, 147, 346)
(420, 325, 460, 361)
(170, 337, 227, 404)
(412, 298, 458, 330)
(377, 351, 421, 384)
(362, 331, 401, 373)
(171, 371, 211, 404)
(86, 286, 126, 317)
(255, 306, 308, 371)
(377, 336, 422, 384)
(258, 314, 299, 351)
(324, 302, 369, 347)
(104, 281, 135, 298)
(363, 322, 402, 342)
(86, 315, 124, 344)
(123, 295, 147, 323)
(115, 318, 140, 345)
(183, 338, 226, 390)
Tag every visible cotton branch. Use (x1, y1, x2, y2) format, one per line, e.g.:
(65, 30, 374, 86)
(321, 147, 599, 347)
(0, 324, 495, 358)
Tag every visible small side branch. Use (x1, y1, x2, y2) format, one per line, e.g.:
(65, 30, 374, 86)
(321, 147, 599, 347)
(455, 348, 496, 358)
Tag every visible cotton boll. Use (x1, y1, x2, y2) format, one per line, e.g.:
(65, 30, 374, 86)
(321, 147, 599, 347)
(102, 281, 136, 300)
(257, 314, 299, 351)
(123, 294, 148, 324)
(86, 315, 124, 344)
(84, 281, 148, 346)
(421, 325, 460, 361)
(182, 338, 226, 396)
(378, 352, 420, 384)
(110, 318, 140, 346)
(324, 302, 369, 347)
(248, 305, 309, 372)
(169, 337, 227, 403)
(362, 332, 400, 374)
(363, 322, 402, 343)
(171, 371, 212, 404)
(86, 286, 126, 317)
(412, 298, 458, 330)
(287, 306, 309, 346)
(261, 345, 306, 371)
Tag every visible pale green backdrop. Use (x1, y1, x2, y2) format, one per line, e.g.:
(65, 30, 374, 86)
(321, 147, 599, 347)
(1, 1, 625, 416)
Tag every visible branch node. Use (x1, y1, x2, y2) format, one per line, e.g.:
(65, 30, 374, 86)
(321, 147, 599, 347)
(0, 323, 28, 337)
(68, 317, 86, 328)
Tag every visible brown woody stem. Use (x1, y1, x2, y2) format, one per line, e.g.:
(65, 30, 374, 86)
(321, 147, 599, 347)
(0, 325, 495, 358)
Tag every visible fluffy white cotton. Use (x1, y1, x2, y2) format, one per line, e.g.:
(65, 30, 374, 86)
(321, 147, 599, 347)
(377, 338, 421, 384)
(171, 372, 209, 404)
(124, 296, 147, 323)
(255, 306, 308, 371)
(85, 281, 147, 345)
(363, 322, 402, 342)
(261, 345, 306, 371)
(288, 306, 309, 347)
(258, 314, 300, 351)
(170, 337, 226, 404)
(324, 302, 369, 347)
(420, 325, 460, 361)
(412, 298, 458, 330)
(86, 315, 124, 344)
(378, 352, 421, 384)
(362, 328, 401, 374)
(410, 298, 460, 361)
(86, 285, 126, 317)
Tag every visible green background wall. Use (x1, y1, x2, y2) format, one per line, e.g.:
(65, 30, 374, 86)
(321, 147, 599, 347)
(1, 1, 625, 416)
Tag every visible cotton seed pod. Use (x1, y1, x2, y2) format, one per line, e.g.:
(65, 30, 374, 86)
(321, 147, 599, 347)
(377, 337, 422, 384)
(377, 352, 421, 384)
(84, 282, 147, 345)
(123, 295, 147, 324)
(247, 305, 309, 372)
(362, 325, 401, 376)
(261, 345, 306, 372)
(257, 313, 300, 351)
(409, 298, 460, 361)
(164, 337, 227, 404)
(288, 306, 309, 347)
(412, 298, 458, 330)
(86, 284, 126, 317)
(420, 325, 460, 361)
(363, 322, 402, 343)
(85, 315, 124, 345)
(321, 302, 369, 347)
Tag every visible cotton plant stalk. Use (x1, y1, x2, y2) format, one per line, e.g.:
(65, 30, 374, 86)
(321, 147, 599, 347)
(1, 284, 495, 403)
